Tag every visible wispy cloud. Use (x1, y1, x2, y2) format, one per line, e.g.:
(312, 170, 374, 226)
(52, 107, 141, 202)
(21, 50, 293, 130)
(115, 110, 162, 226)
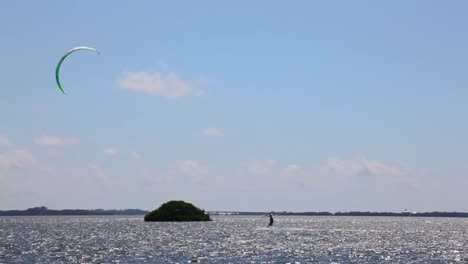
(203, 127, 223, 137)
(46, 148, 61, 158)
(130, 151, 141, 160)
(104, 148, 119, 156)
(35, 136, 80, 147)
(177, 160, 208, 175)
(143, 160, 211, 186)
(0, 135, 11, 147)
(87, 163, 111, 185)
(144, 172, 168, 185)
(248, 159, 277, 176)
(118, 71, 204, 99)
(284, 164, 301, 175)
(0, 149, 36, 171)
(325, 155, 406, 178)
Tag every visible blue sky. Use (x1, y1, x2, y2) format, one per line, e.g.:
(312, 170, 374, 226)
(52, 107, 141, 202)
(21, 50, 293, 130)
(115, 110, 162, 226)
(1, 1, 468, 212)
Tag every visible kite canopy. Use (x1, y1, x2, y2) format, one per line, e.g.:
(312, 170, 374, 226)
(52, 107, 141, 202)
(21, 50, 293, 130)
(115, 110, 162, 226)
(55, 46, 100, 95)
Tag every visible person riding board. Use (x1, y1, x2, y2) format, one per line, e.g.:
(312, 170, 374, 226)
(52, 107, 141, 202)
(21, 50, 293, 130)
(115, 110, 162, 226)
(267, 213, 273, 228)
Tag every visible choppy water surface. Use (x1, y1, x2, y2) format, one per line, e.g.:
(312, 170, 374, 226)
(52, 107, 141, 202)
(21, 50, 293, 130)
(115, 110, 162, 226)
(0, 215, 467, 263)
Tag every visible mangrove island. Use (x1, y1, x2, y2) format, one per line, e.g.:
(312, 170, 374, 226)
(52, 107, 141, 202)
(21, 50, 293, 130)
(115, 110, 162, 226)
(144, 200, 211, 222)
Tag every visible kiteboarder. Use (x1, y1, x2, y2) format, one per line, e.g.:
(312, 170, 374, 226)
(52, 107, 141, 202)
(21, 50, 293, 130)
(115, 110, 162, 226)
(267, 213, 273, 228)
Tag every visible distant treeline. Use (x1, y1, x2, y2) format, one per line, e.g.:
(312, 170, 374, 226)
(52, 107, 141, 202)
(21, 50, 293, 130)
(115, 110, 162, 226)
(3, 207, 468, 218)
(0, 206, 149, 216)
(333, 211, 468, 218)
(228, 211, 333, 216)
(210, 211, 468, 218)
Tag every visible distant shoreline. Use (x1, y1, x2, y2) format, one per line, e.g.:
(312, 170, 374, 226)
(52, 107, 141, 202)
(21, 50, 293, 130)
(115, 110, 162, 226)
(2, 206, 468, 218)
(210, 211, 468, 218)
(0, 206, 149, 216)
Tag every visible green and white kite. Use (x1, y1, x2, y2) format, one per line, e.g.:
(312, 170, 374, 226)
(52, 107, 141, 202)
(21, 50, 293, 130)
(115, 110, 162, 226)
(55, 46, 100, 95)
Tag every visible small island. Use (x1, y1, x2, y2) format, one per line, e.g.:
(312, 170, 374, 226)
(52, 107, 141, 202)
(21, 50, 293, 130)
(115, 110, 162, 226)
(144, 200, 211, 222)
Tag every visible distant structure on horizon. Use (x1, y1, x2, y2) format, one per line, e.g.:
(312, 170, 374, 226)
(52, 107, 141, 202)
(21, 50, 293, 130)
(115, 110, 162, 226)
(208, 211, 239, 215)
(402, 208, 417, 215)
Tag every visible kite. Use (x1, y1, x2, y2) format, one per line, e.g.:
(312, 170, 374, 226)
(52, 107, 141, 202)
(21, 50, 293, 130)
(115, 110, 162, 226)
(55, 46, 100, 94)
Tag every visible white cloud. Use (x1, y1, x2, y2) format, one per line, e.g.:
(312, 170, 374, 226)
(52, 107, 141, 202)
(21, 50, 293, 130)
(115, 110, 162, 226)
(248, 159, 277, 176)
(284, 164, 301, 175)
(35, 136, 80, 147)
(203, 127, 223, 137)
(0, 149, 36, 171)
(325, 155, 406, 178)
(177, 160, 208, 175)
(143, 160, 211, 186)
(0, 135, 11, 147)
(87, 164, 111, 185)
(104, 148, 119, 156)
(130, 151, 141, 160)
(118, 71, 200, 99)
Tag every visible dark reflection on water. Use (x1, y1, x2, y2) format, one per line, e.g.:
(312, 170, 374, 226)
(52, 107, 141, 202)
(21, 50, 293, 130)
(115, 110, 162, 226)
(0, 215, 467, 263)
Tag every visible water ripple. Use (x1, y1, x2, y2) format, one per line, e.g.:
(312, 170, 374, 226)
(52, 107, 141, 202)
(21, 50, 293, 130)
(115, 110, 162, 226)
(0, 215, 467, 263)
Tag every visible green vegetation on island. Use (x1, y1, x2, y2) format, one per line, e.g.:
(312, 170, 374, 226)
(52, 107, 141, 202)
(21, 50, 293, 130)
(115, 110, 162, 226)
(144, 200, 211, 222)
